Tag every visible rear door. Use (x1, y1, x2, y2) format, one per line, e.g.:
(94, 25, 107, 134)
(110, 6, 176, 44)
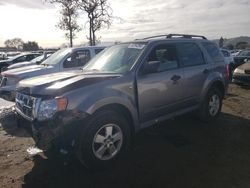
(137, 42, 184, 123)
(175, 42, 209, 106)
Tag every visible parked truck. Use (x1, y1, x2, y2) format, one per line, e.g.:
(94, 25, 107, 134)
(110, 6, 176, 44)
(0, 46, 105, 101)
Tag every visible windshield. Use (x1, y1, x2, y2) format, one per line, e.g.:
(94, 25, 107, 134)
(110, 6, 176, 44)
(41, 48, 71, 66)
(237, 51, 250, 56)
(83, 43, 146, 74)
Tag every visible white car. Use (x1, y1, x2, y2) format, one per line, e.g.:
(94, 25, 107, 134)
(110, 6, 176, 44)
(0, 46, 106, 101)
(6, 51, 55, 70)
(221, 49, 234, 64)
(0, 52, 7, 60)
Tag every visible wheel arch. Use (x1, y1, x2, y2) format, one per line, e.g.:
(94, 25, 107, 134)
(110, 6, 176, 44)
(90, 103, 138, 137)
(202, 79, 226, 102)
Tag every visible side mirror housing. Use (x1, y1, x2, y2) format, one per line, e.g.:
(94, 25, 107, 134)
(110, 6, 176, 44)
(142, 61, 160, 74)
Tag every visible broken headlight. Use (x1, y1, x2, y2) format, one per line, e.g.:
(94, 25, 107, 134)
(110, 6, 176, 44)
(37, 98, 67, 121)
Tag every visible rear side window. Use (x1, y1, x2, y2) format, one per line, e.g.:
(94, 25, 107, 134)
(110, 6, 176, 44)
(176, 43, 205, 67)
(202, 42, 224, 63)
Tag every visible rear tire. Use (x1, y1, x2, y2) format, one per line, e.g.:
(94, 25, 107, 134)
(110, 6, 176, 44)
(75, 110, 131, 170)
(199, 88, 223, 122)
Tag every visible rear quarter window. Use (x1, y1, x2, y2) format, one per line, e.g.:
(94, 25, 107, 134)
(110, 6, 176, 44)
(202, 42, 224, 63)
(95, 48, 104, 55)
(176, 42, 205, 67)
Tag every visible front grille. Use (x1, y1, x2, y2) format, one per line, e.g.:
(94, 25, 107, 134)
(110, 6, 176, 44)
(233, 75, 250, 82)
(245, 70, 250, 74)
(15, 93, 40, 120)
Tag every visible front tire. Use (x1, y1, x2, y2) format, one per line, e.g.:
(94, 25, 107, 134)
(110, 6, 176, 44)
(75, 110, 131, 169)
(199, 88, 223, 122)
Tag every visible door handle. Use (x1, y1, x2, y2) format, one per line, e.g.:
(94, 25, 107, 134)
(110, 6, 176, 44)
(171, 75, 181, 82)
(203, 69, 210, 74)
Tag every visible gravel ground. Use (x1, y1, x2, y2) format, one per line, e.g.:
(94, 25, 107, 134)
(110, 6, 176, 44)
(0, 84, 250, 188)
(0, 98, 14, 108)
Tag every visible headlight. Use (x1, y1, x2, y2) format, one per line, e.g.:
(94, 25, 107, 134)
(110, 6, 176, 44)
(37, 97, 67, 121)
(234, 68, 244, 74)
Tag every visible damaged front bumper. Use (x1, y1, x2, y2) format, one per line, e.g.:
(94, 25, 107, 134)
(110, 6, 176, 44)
(16, 110, 90, 151)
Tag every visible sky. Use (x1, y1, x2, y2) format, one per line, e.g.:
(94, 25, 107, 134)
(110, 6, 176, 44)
(0, 0, 250, 48)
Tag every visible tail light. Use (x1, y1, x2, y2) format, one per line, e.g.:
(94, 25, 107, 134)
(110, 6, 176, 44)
(226, 64, 230, 80)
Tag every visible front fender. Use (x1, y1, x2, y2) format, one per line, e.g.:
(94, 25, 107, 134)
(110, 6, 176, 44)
(71, 88, 139, 131)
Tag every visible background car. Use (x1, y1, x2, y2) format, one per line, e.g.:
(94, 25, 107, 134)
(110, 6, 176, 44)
(6, 52, 21, 59)
(0, 52, 40, 72)
(233, 50, 250, 69)
(0, 52, 7, 60)
(6, 51, 56, 70)
(232, 60, 250, 86)
(230, 50, 241, 57)
(221, 49, 234, 65)
(0, 46, 105, 101)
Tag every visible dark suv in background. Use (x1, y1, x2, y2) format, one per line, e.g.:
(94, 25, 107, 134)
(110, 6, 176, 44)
(15, 34, 229, 169)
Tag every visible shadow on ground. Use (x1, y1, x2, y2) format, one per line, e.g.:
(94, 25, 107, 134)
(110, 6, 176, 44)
(20, 112, 250, 188)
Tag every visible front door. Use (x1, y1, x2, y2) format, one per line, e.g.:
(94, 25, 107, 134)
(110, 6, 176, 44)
(137, 43, 184, 123)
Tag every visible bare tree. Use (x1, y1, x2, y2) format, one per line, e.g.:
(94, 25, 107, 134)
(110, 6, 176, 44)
(77, 0, 112, 46)
(46, 0, 81, 47)
(4, 38, 24, 50)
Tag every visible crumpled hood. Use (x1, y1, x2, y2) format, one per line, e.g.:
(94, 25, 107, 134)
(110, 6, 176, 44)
(1, 65, 54, 78)
(17, 70, 121, 96)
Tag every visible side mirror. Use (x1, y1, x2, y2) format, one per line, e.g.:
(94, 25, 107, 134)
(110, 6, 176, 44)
(142, 61, 160, 74)
(244, 58, 248, 63)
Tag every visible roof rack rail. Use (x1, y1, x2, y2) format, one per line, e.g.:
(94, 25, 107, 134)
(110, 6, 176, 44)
(139, 34, 207, 40)
(167, 34, 207, 39)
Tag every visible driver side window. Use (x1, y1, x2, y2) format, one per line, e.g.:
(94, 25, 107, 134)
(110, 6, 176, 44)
(63, 50, 90, 68)
(147, 44, 178, 72)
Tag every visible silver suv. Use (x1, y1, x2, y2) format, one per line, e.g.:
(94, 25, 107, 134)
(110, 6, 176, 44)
(15, 34, 229, 169)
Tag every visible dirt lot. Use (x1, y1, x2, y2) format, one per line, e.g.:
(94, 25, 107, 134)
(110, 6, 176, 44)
(0, 84, 250, 188)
